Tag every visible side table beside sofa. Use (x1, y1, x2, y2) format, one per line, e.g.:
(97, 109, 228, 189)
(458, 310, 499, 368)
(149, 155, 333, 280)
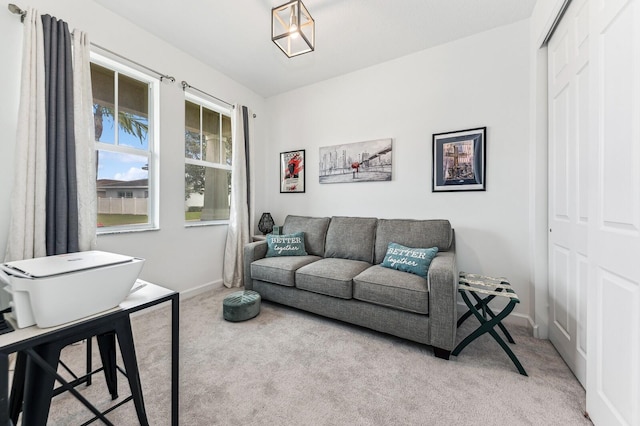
(453, 272, 527, 375)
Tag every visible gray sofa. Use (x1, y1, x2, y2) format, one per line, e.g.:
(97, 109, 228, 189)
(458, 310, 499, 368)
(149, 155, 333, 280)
(243, 215, 458, 359)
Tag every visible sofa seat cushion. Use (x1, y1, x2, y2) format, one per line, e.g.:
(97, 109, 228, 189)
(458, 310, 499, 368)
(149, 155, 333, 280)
(296, 258, 371, 299)
(353, 265, 429, 314)
(251, 255, 322, 287)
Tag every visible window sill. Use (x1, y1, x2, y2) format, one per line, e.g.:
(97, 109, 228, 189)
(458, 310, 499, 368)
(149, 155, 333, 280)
(184, 220, 229, 228)
(97, 226, 160, 236)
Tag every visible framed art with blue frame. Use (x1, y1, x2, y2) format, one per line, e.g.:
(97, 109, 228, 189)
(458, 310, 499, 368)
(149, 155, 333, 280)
(432, 127, 486, 192)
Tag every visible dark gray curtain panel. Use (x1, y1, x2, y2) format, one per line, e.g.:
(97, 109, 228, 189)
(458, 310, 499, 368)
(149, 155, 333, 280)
(242, 106, 251, 216)
(41, 15, 79, 255)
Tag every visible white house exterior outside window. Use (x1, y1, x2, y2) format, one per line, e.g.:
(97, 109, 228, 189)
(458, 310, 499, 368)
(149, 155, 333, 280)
(90, 53, 159, 232)
(184, 93, 232, 225)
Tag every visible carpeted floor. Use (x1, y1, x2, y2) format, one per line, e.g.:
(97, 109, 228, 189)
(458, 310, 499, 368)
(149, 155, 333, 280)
(38, 287, 590, 425)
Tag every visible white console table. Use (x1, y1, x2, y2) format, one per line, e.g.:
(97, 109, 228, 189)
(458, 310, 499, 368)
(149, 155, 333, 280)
(0, 280, 179, 425)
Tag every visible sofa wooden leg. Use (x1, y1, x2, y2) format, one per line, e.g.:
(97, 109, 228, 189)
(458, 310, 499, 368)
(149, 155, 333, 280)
(433, 347, 451, 360)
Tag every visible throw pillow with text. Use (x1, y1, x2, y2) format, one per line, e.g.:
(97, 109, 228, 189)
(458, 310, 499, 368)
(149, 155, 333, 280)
(381, 242, 438, 278)
(266, 232, 308, 257)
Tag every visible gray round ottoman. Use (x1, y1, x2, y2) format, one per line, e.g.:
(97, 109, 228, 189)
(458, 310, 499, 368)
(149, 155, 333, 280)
(223, 290, 261, 322)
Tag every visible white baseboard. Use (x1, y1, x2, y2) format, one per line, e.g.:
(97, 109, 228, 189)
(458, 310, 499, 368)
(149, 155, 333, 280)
(130, 280, 223, 319)
(457, 301, 535, 334)
(505, 312, 535, 331)
(532, 323, 540, 338)
(180, 280, 223, 300)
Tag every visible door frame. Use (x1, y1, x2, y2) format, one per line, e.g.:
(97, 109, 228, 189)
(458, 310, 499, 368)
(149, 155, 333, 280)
(530, 0, 572, 340)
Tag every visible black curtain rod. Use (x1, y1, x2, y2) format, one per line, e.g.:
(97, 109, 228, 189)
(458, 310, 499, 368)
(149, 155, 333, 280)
(7, 3, 176, 83)
(92, 44, 175, 83)
(7, 3, 258, 117)
(181, 82, 257, 118)
(181, 81, 234, 109)
(7, 3, 25, 21)
(181, 81, 258, 118)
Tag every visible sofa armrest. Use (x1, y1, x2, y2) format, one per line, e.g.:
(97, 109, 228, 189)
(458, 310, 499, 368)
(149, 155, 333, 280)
(243, 241, 267, 290)
(427, 251, 458, 351)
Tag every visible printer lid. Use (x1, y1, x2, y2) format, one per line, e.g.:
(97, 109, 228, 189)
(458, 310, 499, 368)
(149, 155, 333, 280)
(1, 251, 135, 278)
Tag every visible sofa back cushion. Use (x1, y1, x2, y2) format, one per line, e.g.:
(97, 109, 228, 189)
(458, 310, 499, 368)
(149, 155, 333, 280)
(374, 219, 453, 264)
(325, 216, 378, 263)
(282, 215, 330, 257)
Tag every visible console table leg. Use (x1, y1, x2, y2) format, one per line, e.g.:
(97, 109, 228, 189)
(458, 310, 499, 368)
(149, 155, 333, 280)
(22, 346, 62, 425)
(0, 353, 9, 426)
(115, 319, 149, 426)
(23, 347, 114, 426)
(9, 352, 26, 424)
(171, 294, 180, 426)
(97, 332, 119, 399)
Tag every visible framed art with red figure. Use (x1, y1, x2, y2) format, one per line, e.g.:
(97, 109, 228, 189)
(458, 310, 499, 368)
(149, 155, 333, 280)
(280, 149, 305, 193)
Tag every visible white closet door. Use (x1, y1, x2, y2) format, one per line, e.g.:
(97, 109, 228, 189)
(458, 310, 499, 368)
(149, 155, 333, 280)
(586, 0, 640, 424)
(547, 0, 590, 387)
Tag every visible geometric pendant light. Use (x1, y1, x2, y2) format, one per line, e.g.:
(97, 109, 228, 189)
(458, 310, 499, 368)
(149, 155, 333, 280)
(272, 0, 315, 58)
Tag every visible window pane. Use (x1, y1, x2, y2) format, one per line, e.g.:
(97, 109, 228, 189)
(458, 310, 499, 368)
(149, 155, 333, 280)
(222, 114, 232, 166)
(97, 150, 149, 228)
(118, 73, 149, 150)
(185, 101, 201, 159)
(185, 165, 230, 222)
(91, 63, 115, 144)
(202, 108, 220, 163)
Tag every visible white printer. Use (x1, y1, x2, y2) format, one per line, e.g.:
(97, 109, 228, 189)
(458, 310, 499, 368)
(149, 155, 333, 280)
(0, 251, 145, 328)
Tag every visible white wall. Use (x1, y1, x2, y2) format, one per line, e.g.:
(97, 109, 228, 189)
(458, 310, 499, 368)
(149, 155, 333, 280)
(0, 0, 266, 293)
(265, 21, 533, 322)
(0, 2, 541, 323)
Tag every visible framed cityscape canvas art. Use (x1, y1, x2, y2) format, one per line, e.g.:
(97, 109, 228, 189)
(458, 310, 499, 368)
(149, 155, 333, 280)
(432, 127, 486, 192)
(319, 138, 392, 184)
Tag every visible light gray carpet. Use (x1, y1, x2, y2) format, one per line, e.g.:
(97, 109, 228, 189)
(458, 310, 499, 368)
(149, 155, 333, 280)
(38, 287, 590, 425)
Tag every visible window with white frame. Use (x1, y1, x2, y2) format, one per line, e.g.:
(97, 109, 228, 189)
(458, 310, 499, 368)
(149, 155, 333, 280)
(184, 94, 232, 224)
(90, 54, 158, 231)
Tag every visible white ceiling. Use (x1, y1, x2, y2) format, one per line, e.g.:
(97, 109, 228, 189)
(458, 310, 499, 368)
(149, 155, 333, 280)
(92, 0, 536, 98)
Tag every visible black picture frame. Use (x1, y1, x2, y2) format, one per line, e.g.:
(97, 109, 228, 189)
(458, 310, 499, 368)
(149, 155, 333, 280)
(280, 149, 305, 193)
(432, 127, 486, 192)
